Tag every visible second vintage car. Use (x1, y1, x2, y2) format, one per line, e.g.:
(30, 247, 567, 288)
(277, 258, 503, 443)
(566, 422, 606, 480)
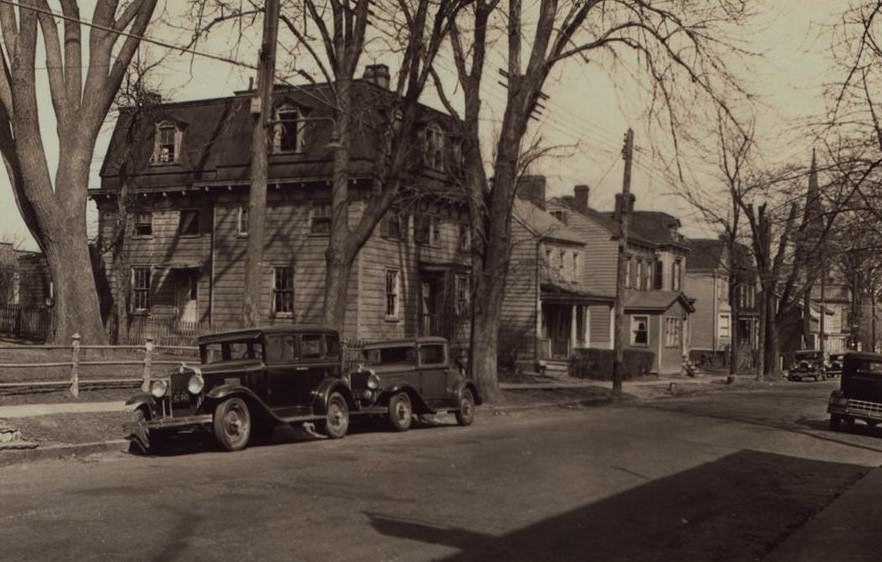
(828, 351, 882, 432)
(788, 349, 826, 381)
(348, 337, 481, 431)
(126, 326, 355, 453)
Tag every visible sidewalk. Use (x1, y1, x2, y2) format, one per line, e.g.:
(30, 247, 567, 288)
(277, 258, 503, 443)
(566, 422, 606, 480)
(765, 467, 882, 561)
(0, 401, 126, 418)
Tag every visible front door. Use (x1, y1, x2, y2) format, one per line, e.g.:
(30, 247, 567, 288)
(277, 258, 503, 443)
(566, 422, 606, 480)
(544, 304, 571, 359)
(421, 279, 443, 336)
(175, 270, 199, 325)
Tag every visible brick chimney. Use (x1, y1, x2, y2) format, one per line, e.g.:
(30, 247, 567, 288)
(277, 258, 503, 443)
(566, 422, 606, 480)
(363, 64, 390, 89)
(517, 175, 547, 210)
(574, 184, 589, 213)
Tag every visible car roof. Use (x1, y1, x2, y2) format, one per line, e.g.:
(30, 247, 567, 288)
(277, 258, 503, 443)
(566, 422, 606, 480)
(198, 325, 338, 345)
(362, 336, 448, 349)
(794, 350, 821, 355)
(844, 351, 882, 362)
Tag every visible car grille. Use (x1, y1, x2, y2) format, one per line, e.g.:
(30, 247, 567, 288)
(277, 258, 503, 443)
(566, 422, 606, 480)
(168, 373, 198, 416)
(349, 370, 371, 390)
(846, 399, 882, 419)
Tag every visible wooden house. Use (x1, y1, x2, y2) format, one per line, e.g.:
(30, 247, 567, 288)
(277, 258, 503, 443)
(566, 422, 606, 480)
(91, 65, 471, 348)
(684, 238, 760, 366)
(546, 186, 694, 375)
(499, 177, 615, 374)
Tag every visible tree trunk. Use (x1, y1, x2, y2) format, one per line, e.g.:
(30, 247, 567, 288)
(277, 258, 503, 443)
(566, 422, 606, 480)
(755, 289, 767, 381)
(768, 312, 781, 377)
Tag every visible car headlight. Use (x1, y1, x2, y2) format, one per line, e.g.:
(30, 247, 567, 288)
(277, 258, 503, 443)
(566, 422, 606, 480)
(367, 372, 380, 390)
(150, 379, 168, 398)
(188, 373, 205, 394)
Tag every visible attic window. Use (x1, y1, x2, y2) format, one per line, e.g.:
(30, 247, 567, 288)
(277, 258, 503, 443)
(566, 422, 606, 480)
(550, 210, 568, 225)
(274, 104, 306, 153)
(423, 123, 444, 170)
(153, 122, 182, 164)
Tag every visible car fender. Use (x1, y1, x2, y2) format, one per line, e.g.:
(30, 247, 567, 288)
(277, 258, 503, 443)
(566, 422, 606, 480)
(126, 393, 158, 417)
(205, 384, 276, 420)
(380, 383, 432, 414)
(453, 380, 482, 406)
(312, 378, 356, 414)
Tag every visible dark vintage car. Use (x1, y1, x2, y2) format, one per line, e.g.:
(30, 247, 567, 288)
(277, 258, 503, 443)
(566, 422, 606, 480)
(828, 352, 882, 431)
(126, 326, 355, 453)
(348, 337, 481, 431)
(826, 353, 845, 378)
(788, 349, 826, 381)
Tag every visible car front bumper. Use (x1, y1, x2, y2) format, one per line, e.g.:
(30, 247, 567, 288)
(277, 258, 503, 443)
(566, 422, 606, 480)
(828, 399, 882, 420)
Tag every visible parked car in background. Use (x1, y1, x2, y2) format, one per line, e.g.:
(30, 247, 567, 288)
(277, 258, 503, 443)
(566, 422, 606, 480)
(349, 337, 480, 431)
(125, 326, 354, 453)
(788, 349, 826, 381)
(827, 353, 845, 378)
(828, 352, 882, 432)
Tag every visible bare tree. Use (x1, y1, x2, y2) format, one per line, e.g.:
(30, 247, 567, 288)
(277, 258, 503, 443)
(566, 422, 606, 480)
(435, 1, 754, 399)
(0, 1, 158, 343)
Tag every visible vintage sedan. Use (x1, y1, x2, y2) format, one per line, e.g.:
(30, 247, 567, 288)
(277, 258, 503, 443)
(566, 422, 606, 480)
(348, 337, 481, 431)
(125, 326, 355, 453)
(828, 351, 882, 432)
(788, 349, 826, 381)
(827, 353, 845, 378)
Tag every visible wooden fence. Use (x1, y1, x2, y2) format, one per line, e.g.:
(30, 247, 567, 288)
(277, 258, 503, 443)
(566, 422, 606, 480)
(0, 334, 199, 397)
(124, 316, 209, 347)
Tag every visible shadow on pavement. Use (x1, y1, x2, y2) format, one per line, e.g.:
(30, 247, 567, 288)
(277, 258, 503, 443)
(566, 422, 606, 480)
(366, 450, 867, 561)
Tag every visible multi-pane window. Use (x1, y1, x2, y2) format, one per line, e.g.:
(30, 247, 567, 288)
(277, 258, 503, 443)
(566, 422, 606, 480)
(385, 269, 400, 319)
(423, 124, 444, 169)
(459, 223, 470, 251)
(636, 261, 644, 290)
(272, 267, 294, 317)
(625, 258, 632, 289)
(455, 274, 469, 316)
(274, 105, 305, 153)
(132, 267, 150, 312)
(310, 202, 331, 235)
(719, 313, 731, 339)
(550, 210, 568, 225)
(382, 211, 404, 239)
(672, 259, 683, 291)
(134, 212, 153, 237)
(665, 317, 682, 347)
(573, 253, 579, 278)
(631, 315, 648, 345)
(153, 123, 180, 164)
(178, 209, 200, 236)
(654, 260, 664, 290)
(415, 215, 439, 246)
(237, 205, 248, 236)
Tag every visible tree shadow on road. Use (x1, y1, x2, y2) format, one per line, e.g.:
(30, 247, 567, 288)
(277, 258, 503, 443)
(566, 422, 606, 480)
(365, 450, 867, 561)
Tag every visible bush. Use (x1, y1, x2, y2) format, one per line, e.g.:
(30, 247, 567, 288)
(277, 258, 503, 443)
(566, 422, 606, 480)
(568, 348, 655, 380)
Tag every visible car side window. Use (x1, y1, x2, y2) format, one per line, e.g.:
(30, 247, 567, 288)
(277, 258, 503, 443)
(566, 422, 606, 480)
(301, 335, 323, 360)
(264, 335, 296, 363)
(419, 344, 445, 366)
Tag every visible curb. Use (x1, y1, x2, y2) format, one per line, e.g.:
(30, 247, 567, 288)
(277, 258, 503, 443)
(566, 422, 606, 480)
(0, 439, 128, 468)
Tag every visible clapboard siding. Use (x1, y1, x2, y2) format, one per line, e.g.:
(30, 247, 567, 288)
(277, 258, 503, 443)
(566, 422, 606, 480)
(500, 218, 540, 363)
(589, 304, 612, 348)
(685, 272, 719, 351)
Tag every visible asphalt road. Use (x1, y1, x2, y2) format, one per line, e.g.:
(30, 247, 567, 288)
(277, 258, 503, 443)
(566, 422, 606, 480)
(2, 381, 881, 562)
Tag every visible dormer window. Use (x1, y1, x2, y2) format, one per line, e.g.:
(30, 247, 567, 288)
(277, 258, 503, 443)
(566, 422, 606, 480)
(153, 122, 182, 164)
(274, 104, 305, 153)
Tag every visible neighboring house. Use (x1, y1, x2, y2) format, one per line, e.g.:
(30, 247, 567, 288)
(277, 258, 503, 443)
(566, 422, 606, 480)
(684, 238, 760, 366)
(499, 177, 614, 372)
(91, 64, 471, 349)
(0, 242, 53, 339)
(808, 267, 849, 353)
(547, 186, 694, 374)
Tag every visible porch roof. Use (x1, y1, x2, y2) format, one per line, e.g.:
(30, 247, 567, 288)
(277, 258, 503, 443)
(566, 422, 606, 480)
(624, 290, 696, 313)
(540, 282, 615, 305)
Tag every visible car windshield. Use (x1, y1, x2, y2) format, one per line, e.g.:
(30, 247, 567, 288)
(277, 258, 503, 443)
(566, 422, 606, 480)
(201, 340, 264, 364)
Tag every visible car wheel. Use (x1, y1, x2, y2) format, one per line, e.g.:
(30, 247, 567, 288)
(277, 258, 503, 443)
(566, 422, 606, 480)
(130, 407, 165, 455)
(213, 397, 252, 451)
(320, 392, 350, 439)
(455, 389, 476, 427)
(388, 392, 413, 432)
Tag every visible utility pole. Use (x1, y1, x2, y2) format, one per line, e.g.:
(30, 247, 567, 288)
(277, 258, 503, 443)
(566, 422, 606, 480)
(243, 0, 281, 327)
(612, 129, 635, 396)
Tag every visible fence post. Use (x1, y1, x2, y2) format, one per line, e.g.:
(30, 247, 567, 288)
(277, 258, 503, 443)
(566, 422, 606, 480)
(70, 333, 80, 398)
(142, 336, 154, 392)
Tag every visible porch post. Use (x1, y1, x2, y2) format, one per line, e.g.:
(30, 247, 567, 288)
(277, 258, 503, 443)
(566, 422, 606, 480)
(609, 306, 615, 350)
(585, 306, 591, 347)
(571, 304, 577, 354)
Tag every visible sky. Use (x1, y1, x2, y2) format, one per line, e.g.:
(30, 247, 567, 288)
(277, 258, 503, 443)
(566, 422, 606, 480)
(0, 0, 844, 251)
